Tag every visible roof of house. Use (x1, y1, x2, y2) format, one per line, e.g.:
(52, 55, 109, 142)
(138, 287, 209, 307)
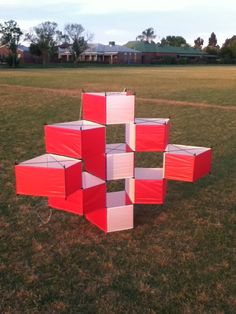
(18, 45, 30, 52)
(125, 41, 157, 53)
(58, 43, 71, 49)
(82, 43, 141, 55)
(125, 41, 208, 56)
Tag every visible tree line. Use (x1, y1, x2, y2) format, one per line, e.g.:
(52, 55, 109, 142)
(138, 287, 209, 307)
(0, 20, 91, 67)
(136, 27, 236, 61)
(0, 21, 235, 67)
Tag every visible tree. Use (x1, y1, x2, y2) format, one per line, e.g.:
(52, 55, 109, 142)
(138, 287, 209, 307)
(221, 36, 236, 62)
(204, 32, 219, 55)
(64, 23, 92, 62)
(136, 28, 156, 43)
(194, 37, 204, 49)
(208, 32, 217, 47)
(25, 21, 62, 66)
(0, 20, 23, 67)
(160, 36, 189, 47)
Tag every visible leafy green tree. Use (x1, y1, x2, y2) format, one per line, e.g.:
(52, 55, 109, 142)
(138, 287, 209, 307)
(64, 23, 92, 62)
(160, 36, 189, 47)
(25, 21, 62, 66)
(204, 46, 219, 55)
(220, 36, 236, 62)
(136, 28, 156, 43)
(0, 20, 23, 67)
(194, 37, 204, 49)
(29, 43, 42, 57)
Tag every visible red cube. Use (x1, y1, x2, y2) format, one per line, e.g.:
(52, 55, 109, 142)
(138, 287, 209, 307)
(45, 120, 105, 159)
(126, 168, 167, 204)
(126, 118, 170, 152)
(82, 92, 135, 125)
(48, 172, 106, 215)
(164, 144, 212, 182)
(15, 154, 82, 198)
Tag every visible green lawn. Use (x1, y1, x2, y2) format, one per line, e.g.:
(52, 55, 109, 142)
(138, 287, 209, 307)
(0, 66, 236, 313)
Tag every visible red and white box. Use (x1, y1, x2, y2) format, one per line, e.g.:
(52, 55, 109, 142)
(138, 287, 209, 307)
(82, 92, 135, 125)
(164, 144, 212, 182)
(85, 191, 133, 233)
(15, 154, 82, 198)
(45, 120, 105, 159)
(126, 118, 170, 152)
(106, 143, 134, 180)
(125, 168, 167, 204)
(48, 172, 106, 216)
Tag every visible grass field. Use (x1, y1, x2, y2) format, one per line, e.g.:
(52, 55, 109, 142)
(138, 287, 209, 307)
(0, 66, 236, 313)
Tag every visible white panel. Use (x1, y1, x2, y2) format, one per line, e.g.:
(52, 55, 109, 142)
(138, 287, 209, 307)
(51, 120, 104, 130)
(165, 144, 210, 156)
(135, 118, 169, 125)
(125, 123, 136, 151)
(106, 191, 126, 207)
(107, 205, 134, 232)
(20, 154, 81, 169)
(125, 178, 135, 203)
(106, 152, 134, 180)
(82, 172, 105, 189)
(106, 95, 135, 124)
(106, 143, 126, 154)
(135, 168, 164, 180)
(86, 92, 127, 97)
(163, 153, 166, 179)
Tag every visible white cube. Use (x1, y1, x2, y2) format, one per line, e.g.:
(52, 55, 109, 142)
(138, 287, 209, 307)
(106, 143, 134, 180)
(107, 191, 133, 232)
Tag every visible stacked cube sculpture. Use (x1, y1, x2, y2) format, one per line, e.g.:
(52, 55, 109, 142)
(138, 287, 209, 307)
(15, 92, 212, 233)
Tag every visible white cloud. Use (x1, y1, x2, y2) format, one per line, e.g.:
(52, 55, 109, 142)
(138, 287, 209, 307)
(1, 0, 235, 15)
(0, 19, 42, 31)
(105, 29, 131, 36)
(1, 0, 235, 46)
(73, 0, 236, 15)
(101, 29, 134, 44)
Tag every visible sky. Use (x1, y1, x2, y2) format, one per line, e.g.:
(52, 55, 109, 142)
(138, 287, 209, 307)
(0, 0, 235, 46)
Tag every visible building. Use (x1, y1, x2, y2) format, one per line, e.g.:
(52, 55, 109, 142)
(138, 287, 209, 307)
(56, 41, 216, 65)
(58, 43, 73, 62)
(0, 44, 24, 62)
(56, 42, 141, 64)
(125, 41, 211, 64)
(0, 45, 9, 62)
(0, 44, 33, 64)
(79, 42, 141, 64)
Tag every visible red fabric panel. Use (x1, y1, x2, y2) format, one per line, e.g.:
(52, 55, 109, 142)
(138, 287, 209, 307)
(82, 93, 106, 124)
(125, 192, 133, 205)
(65, 162, 82, 196)
(193, 149, 212, 181)
(135, 124, 169, 152)
(135, 179, 166, 204)
(15, 165, 66, 198)
(48, 190, 83, 215)
(82, 128, 106, 157)
(83, 153, 106, 180)
(125, 144, 134, 152)
(85, 208, 107, 232)
(48, 183, 106, 216)
(45, 125, 82, 158)
(83, 184, 106, 214)
(164, 154, 194, 182)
